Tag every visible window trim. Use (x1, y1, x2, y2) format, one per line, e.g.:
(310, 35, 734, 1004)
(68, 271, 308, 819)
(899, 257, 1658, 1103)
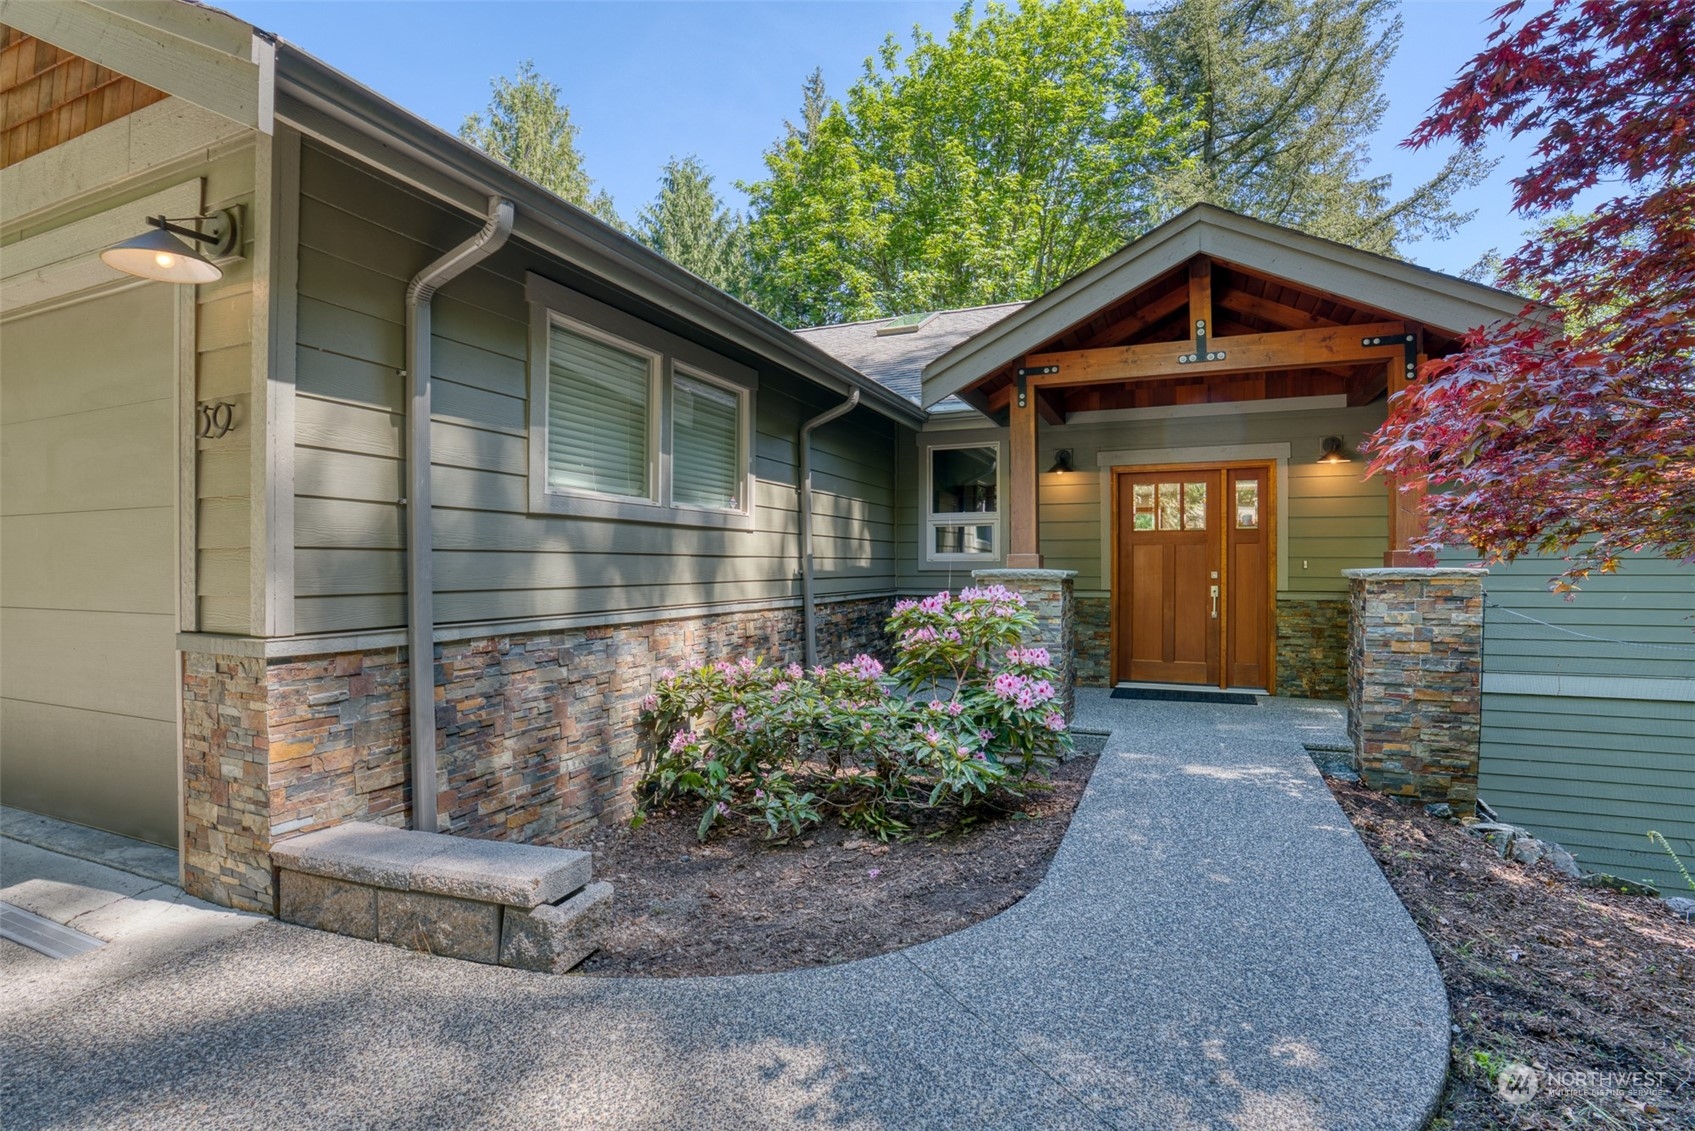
(668, 361, 752, 516)
(921, 438, 1005, 566)
(526, 272, 756, 529)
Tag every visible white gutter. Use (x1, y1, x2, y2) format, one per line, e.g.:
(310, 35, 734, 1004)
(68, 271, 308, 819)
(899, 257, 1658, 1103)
(798, 389, 860, 668)
(404, 196, 515, 832)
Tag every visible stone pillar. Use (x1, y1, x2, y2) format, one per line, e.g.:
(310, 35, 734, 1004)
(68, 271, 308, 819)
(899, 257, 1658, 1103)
(1345, 567, 1486, 817)
(972, 568, 1077, 719)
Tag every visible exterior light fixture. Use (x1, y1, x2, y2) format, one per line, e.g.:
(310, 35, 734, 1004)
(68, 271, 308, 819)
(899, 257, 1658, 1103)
(1318, 436, 1351, 464)
(1047, 448, 1074, 474)
(101, 210, 238, 284)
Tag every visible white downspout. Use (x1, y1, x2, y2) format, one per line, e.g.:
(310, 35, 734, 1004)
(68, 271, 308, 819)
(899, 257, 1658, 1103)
(798, 388, 860, 668)
(404, 196, 515, 832)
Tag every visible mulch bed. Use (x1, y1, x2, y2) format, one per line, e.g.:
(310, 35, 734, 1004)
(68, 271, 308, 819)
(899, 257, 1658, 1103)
(1330, 780, 1695, 1129)
(570, 754, 1097, 977)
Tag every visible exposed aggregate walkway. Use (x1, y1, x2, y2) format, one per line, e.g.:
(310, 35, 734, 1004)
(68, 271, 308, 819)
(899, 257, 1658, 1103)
(0, 691, 1447, 1130)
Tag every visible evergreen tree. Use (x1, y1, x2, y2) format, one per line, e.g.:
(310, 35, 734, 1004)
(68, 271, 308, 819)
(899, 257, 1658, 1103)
(459, 60, 623, 228)
(635, 156, 752, 300)
(1126, 0, 1491, 254)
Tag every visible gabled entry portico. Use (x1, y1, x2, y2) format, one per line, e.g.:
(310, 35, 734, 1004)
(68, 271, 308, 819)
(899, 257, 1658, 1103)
(918, 206, 1527, 693)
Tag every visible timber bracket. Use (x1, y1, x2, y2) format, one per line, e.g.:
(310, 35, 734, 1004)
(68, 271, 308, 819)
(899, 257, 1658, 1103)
(1178, 317, 1225, 364)
(1013, 366, 1058, 408)
(1363, 332, 1419, 384)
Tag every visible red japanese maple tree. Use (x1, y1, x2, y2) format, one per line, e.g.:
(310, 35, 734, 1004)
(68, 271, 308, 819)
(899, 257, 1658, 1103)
(1372, 0, 1694, 586)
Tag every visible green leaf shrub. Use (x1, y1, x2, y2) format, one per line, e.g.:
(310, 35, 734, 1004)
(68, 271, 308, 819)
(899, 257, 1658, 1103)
(639, 585, 1072, 840)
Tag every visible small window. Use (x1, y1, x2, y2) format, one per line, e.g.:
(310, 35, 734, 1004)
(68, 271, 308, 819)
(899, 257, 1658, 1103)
(546, 322, 656, 501)
(924, 443, 1001, 562)
(1137, 479, 1209, 533)
(671, 369, 744, 511)
(1236, 479, 1260, 528)
(1132, 483, 1155, 531)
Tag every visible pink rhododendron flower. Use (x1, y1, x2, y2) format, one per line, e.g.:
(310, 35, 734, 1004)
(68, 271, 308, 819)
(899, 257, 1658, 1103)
(1044, 713, 1067, 732)
(669, 731, 697, 753)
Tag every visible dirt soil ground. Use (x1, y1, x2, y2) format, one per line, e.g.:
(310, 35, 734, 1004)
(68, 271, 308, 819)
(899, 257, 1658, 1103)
(1330, 781, 1694, 1129)
(571, 755, 1096, 977)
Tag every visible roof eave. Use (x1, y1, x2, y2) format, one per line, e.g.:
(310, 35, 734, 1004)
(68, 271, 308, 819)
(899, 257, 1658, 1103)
(918, 204, 1540, 409)
(271, 45, 928, 430)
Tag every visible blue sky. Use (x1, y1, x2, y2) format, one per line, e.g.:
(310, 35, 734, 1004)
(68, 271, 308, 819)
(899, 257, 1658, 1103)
(222, 0, 1546, 278)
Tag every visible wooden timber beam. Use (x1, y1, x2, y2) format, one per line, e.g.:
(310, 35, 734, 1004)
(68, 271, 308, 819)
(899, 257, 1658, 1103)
(1347, 363, 1390, 406)
(1073, 285, 1188, 349)
(1006, 371, 1041, 568)
(1188, 258, 1212, 354)
(1215, 288, 1341, 332)
(1384, 334, 1431, 566)
(984, 382, 1067, 422)
(1023, 320, 1410, 390)
(1212, 318, 1355, 379)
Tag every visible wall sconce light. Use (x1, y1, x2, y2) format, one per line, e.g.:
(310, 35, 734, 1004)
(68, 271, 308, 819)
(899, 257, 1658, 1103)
(1047, 448, 1074, 474)
(1318, 436, 1351, 464)
(101, 209, 239, 284)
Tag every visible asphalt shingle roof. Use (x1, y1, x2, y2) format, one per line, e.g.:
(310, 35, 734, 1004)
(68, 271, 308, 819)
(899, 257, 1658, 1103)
(794, 303, 1027, 412)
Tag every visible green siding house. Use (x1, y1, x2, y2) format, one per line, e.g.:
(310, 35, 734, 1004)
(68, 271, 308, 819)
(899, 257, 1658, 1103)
(1, 1, 1687, 911)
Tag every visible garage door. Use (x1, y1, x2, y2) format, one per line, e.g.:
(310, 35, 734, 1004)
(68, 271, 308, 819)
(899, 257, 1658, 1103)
(1, 284, 180, 847)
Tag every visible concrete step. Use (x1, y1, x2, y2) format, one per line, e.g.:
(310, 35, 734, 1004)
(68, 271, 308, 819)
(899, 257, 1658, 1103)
(271, 823, 591, 910)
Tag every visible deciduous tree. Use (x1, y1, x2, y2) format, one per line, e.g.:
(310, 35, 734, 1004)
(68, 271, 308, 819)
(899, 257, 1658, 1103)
(743, 0, 1194, 326)
(1371, 0, 1694, 585)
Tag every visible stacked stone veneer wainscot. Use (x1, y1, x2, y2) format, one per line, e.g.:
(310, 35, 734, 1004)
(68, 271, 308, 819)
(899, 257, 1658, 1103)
(1276, 597, 1350, 700)
(182, 595, 894, 913)
(972, 568, 1078, 719)
(1345, 568, 1486, 817)
(1073, 596, 1111, 688)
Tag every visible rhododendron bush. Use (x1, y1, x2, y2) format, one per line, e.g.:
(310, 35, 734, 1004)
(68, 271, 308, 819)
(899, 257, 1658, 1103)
(638, 585, 1071, 840)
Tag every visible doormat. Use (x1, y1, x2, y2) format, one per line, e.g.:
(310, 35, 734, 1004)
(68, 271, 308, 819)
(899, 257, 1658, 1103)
(1110, 686, 1259, 705)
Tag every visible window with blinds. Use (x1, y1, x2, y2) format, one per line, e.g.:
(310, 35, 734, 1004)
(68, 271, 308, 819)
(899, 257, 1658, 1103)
(546, 322, 654, 500)
(671, 370, 742, 510)
(527, 275, 756, 529)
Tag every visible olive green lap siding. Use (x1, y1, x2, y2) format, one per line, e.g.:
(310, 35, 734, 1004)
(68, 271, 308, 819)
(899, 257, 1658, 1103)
(1453, 552, 1695, 893)
(1480, 693, 1694, 892)
(292, 142, 903, 634)
(1470, 552, 1695, 681)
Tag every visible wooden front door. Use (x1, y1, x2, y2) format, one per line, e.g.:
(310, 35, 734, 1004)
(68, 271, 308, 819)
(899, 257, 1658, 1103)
(1113, 464, 1274, 690)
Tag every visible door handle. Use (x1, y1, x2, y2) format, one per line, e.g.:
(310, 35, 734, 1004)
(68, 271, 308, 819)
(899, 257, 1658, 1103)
(1210, 584, 1219, 619)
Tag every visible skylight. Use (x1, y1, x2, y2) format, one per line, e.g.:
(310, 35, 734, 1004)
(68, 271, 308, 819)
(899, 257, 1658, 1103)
(875, 312, 936, 336)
